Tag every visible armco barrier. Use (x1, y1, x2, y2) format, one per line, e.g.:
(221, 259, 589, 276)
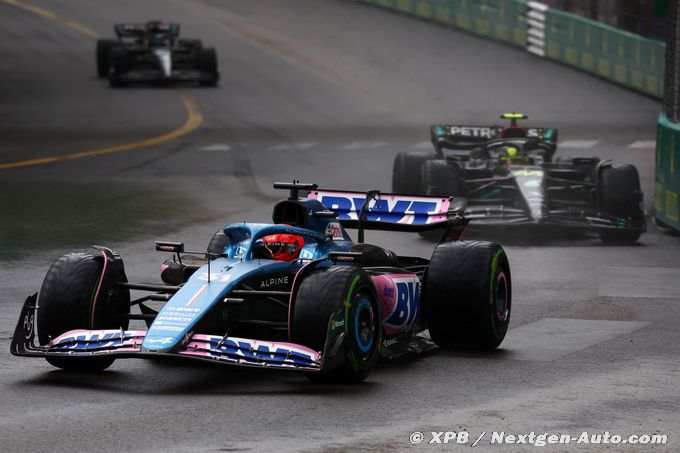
(655, 113, 680, 230)
(541, 8, 665, 99)
(359, 0, 664, 99)
(360, 0, 527, 48)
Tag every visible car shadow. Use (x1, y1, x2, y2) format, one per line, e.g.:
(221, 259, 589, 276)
(420, 225, 648, 247)
(102, 80, 218, 89)
(434, 348, 513, 360)
(12, 359, 381, 396)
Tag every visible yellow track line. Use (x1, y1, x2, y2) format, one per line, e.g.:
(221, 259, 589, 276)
(63, 20, 99, 40)
(3, 0, 57, 20)
(0, 0, 203, 170)
(0, 92, 203, 170)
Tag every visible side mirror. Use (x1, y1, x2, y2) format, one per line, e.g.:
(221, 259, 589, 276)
(155, 241, 184, 253)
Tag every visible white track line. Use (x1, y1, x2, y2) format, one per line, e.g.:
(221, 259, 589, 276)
(559, 140, 599, 149)
(628, 140, 656, 149)
(268, 142, 318, 150)
(340, 141, 388, 150)
(199, 144, 231, 151)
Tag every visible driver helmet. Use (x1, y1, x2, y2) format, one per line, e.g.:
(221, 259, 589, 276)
(261, 234, 304, 261)
(499, 145, 527, 165)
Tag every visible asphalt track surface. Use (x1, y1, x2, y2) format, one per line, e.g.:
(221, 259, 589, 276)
(0, 1, 678, 452)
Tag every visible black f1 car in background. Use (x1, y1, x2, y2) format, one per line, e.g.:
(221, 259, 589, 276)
(96, 20, 219, 87)
(11, 182, 511, 383)
(393, 114, 646, 243)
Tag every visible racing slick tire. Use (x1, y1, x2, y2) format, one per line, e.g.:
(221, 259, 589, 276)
(392, 152, 435, 195)
(424, 241, 511, 349)
(197, 47, 219, 86)
(96, 39, 117, 78)
(418, 160, 462, 240)
(292, 266, 381, 383)
(37, 251, 130, 371)
(108, 47, 131, 87)
(421, 159, 462, 197)
(179, 38, 203, 50)
(598, 164, 644, 243)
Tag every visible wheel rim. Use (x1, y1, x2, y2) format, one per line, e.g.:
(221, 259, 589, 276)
(495, 271, 509, 322)
(353, 293, 376, 356)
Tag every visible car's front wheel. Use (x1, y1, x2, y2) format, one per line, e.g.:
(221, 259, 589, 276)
(197, 47, 219, 86)
(291, 266, 381, 383)
(37, 250, 130, 371)
(598, 163, 644, 243)
(96, 39, 117, 78)
(108, 47, 131, 87)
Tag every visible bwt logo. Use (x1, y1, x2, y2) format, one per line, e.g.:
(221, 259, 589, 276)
(52, 332, 125, 350)
(385, 277, 420, 329)
(319, 196, 440, 225)
(208, 338, 316, 367)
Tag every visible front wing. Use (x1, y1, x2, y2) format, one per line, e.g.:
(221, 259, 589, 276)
(464, 203, 647, 233)
(11, 294, 344, 372)
(118, 69, 217, 83)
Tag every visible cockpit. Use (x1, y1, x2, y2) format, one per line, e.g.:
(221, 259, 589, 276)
(482, 139, 552, 166)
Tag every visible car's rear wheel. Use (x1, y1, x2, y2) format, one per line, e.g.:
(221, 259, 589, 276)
(598, 164, 644, 243)
(424, 241, 511, 349)
(179, 38, 203, 50)
(96, 39, 117, 78)
(392, 152, 435, 195)
(37, 251, 130, 371)
(291, 266, 381, 383)
(417, 160, 462, 240)
(421, 159, 462, 197)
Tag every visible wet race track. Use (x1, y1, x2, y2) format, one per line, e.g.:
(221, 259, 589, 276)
(0, 0, 678, 451)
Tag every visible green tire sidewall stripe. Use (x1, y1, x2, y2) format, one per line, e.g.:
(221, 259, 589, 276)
(343, 273, 380, 373)
(489, 247, 508, 342)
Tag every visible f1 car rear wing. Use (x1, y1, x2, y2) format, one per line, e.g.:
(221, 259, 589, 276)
(430, 124, 558, 154)
(114, 22, 180, 38)
(308, 189, 467, 241)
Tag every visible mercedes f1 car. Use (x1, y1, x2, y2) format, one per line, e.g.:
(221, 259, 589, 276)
(393, 114, 646, 243)
(96, 21, 219, 87)
(11, 182, 511, 382)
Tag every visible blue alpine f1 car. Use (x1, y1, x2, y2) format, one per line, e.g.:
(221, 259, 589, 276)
(12, 182, 511, 382)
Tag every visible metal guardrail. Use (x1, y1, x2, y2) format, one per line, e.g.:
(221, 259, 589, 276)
(359, 0, 527, 48)
(541, 6, 664, 99)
